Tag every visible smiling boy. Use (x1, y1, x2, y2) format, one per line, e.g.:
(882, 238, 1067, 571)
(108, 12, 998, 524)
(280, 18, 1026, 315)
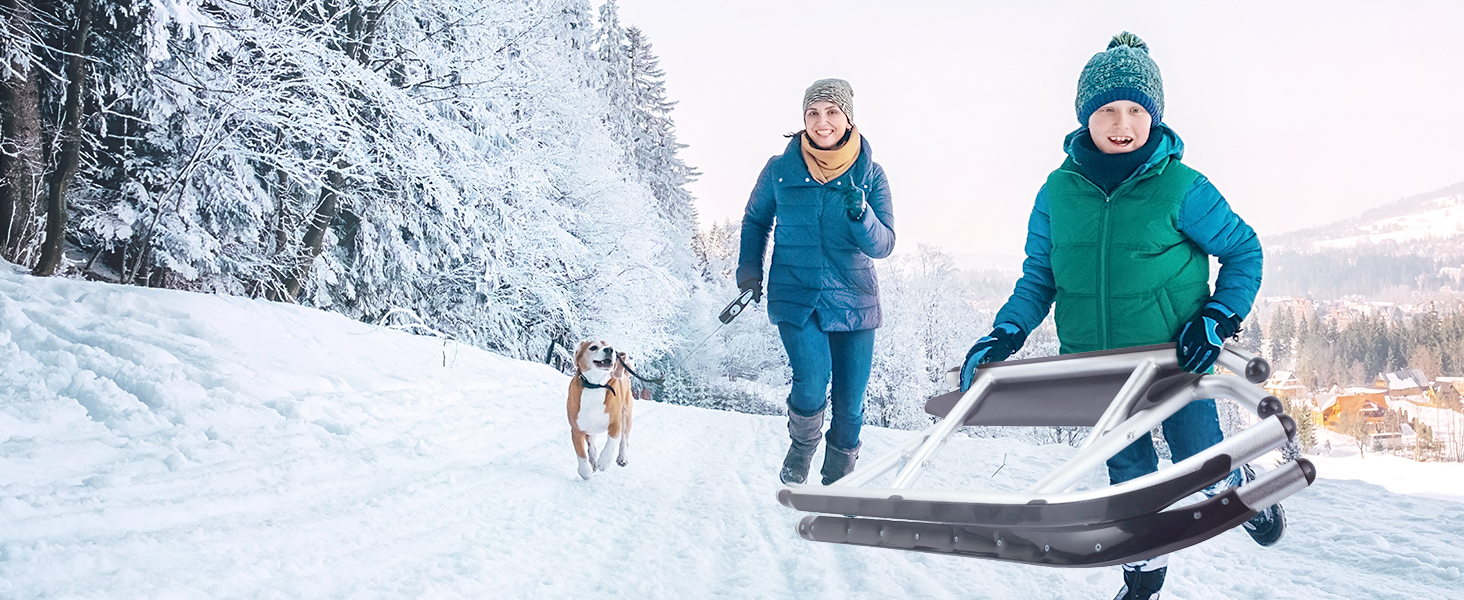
(958, 32, 1278, 600)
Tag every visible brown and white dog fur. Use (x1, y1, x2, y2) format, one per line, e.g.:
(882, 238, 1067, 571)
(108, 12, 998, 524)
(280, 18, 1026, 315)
(567, 340, 633, 480)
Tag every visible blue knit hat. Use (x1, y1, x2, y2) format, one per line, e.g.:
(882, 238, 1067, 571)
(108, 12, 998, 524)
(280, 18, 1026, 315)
(1075, 32, 1164, 126)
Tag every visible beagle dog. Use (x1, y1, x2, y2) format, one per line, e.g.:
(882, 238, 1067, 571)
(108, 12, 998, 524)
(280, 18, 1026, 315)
(567, 340, 633, 479)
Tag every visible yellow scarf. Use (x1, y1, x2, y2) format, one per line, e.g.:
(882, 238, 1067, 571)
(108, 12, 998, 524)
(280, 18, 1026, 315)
(800, 125, 861, 184)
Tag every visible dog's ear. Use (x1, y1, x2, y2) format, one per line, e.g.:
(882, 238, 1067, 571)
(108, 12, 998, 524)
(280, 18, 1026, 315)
(573, 341, 590, 372)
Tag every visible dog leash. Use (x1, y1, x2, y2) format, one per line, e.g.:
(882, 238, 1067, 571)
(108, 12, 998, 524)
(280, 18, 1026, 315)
(616, 353, 664, 385)
(612, 289, 756, 388)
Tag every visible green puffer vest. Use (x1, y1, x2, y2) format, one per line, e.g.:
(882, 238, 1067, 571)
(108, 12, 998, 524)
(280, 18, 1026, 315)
(1045, 154, 1210, 354)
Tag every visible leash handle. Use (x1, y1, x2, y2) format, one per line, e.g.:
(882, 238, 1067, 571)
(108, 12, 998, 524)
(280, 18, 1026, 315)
(619, 289, 755, 390)
(719, 288, 755, 324)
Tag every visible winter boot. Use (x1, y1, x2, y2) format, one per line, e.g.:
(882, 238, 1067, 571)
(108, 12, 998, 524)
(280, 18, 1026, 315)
(780, 409, 825, 485)
(819, 441, 860, 486)
(1239, 464, 1286, 546)
(1112, 565, 1166, 600)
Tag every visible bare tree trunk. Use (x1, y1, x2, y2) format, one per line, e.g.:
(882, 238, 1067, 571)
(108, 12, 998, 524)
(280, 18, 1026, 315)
(270, 2, 386, 301)
(0, 0, 44, 265)
(33, 0, 92, 276)
(277, 164, 344, 300)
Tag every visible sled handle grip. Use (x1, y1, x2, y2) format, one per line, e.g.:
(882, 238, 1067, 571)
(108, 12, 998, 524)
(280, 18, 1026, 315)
(1218, 344, 1269, 384)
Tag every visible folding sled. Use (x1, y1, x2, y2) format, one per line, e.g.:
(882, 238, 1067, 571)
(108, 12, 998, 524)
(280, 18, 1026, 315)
(777, 343, 1314, 567)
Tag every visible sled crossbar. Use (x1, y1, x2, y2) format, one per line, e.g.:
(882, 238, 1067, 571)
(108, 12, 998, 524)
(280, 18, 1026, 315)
(778, 343, 1314, 567)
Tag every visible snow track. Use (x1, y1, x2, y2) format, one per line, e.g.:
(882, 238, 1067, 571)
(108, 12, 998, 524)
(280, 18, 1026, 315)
(3, 266, 1463, 599)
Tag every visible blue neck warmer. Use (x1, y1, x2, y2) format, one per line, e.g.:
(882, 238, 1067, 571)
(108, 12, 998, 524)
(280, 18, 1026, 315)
(1069, 128, 1161, 195)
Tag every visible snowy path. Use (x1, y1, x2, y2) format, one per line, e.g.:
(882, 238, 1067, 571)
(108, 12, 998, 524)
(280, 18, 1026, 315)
(3, 265, 1463, 599)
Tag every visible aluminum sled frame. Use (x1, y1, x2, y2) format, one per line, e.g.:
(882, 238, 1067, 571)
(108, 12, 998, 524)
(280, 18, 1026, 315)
(778, 343, 1315, 568)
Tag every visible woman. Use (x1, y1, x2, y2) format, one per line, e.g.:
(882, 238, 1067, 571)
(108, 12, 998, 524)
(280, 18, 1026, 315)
(736, 78, 896, 485)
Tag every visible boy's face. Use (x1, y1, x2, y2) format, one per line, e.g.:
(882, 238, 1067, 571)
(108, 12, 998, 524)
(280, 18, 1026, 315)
(1087, 100, 1152, 154)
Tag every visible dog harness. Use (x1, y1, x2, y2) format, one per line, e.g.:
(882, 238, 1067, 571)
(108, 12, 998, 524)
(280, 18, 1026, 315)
(578, 373, 615, 395)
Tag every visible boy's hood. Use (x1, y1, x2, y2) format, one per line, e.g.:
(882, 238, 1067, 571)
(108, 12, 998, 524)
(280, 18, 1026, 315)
(1063, 123, 1184, 174)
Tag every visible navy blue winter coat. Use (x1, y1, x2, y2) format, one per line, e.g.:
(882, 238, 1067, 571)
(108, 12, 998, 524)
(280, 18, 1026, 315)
(737, 135, 896, 332)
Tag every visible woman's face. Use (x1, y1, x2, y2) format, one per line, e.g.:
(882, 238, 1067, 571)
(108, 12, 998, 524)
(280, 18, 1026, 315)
(803, 101, 851, 149)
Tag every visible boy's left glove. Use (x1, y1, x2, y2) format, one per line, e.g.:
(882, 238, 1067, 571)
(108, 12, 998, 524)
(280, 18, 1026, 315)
(839, 185, 866, 221)
(1176, 301, 1242, 373)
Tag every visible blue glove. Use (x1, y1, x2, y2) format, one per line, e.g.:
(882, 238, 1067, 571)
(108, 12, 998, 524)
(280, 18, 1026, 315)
(737, 277, 763, 303)
(1176, 301, 1242, 373)
(960, 323, 1026, 391)
(840, 185, 866, 221)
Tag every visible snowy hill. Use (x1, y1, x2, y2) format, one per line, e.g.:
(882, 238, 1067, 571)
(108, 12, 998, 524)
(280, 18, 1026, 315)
(1258, 181, 1464, 299)
(1266, 180, 1464, 253)
(3, 263, 1463, 599)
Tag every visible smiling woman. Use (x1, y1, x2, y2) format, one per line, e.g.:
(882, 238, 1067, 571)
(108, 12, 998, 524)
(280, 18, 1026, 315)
(736, 77, 897, 488)
(802, 101, 850, 150)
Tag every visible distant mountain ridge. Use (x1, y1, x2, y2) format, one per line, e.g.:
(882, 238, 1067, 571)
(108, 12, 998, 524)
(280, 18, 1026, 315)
(1266, 180, 1464, 253)
(1259, 180, 1464, 300)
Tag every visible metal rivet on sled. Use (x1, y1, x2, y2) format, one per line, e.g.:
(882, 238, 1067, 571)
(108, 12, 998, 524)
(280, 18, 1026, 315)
(837, 181, 842, 185)
(847, 527, 852, 534)
(1193, 511, 1202, 520)
(1044, 544, 1050, 552)
(1095, 543, 1102, 551)
(778, 178, 783, 182)
(996, 539, 1003, 547)
(879, 528, 885, 537)
(1222, 498, 1230, 505)
(953, 536, 960, 543)
(914, 533, 920, 540)
(805, 178, 810, 182)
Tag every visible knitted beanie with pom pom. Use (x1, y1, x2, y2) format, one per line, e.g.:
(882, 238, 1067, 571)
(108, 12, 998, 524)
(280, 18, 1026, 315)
(1075, 32, 1164, 126)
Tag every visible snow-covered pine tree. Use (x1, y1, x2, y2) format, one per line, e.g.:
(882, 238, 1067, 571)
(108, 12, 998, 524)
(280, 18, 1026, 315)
(16, 0, 688, 366)
(592, 0, 697, 282)
(866, 245, 987, 431)
(0, 0, 45, 266)
(624, 26, 698, 255)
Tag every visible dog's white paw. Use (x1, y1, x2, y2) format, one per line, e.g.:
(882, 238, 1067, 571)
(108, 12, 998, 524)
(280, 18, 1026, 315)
(596, 437, 618, 472)
(617, 454, 628, 468)
(577, 458, 593, 480)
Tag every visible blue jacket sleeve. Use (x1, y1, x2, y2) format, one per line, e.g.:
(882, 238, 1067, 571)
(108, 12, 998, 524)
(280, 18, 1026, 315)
(1178, 175, 1263, 319)
(736, 158, 778, 285)
(849, 163, 896, 259)
(992, 186, 1057, 335)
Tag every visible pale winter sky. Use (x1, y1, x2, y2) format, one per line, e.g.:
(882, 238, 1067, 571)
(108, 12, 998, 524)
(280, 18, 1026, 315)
(616, 0, 1464, 270)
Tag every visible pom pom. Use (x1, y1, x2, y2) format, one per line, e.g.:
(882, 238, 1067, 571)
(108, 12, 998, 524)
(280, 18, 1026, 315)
(1107, 31, 1148, 52)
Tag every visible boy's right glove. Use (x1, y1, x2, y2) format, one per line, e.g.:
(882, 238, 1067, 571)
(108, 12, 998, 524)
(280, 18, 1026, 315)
(959, 323, 1026, 391)
(1176, 301, 1241, 373)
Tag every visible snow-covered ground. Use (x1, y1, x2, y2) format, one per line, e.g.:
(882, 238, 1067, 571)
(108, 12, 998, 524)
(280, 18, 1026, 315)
(3, 263, 1463, 599)
(1389, 398, 1464, 463)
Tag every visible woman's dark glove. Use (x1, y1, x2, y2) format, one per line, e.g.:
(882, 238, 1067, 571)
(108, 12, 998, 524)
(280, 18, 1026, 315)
(960, 323, 1026, 391)
(737, 277, 763, 303)
(1176, 302, 1241, 373)
(840, 185, 866, 221)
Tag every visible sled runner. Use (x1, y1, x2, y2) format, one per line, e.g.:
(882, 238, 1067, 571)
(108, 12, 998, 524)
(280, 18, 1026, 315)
(778, 343, 1314, 567)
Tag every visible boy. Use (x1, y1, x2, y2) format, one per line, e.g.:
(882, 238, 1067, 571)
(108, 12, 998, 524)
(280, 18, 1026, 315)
(958, 32, 1279, 600)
